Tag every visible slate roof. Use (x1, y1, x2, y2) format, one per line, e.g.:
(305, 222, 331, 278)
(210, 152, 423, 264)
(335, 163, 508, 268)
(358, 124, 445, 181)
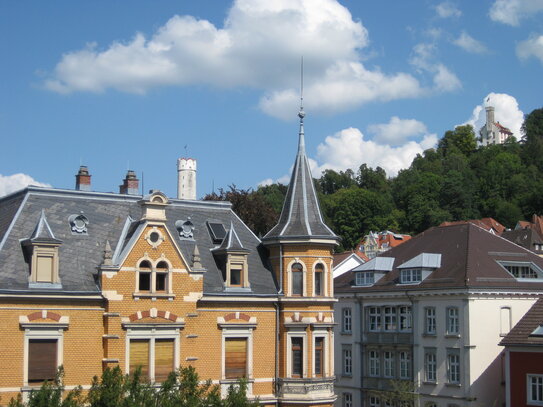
(500, 298, 543, 346)
(439, 218, 505, 235)
(263, 111, 337, 242)
(0, 187, 277, 296)
(335, 223, 543, 293)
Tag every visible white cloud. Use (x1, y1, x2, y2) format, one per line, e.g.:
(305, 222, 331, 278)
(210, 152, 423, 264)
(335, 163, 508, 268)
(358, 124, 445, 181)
(452, 31, 489, 54)
(314, 127, 437, 177)
(367, 116, 428, 146)
(517, 34, 543, 64)
(464, 93, 524, 138)
(435, 2, 462, 18)
(44, 0, 452, 119)
(489, 0, 543, 26)
(0, 174, 51, 197)
(410, 43, 462, 92)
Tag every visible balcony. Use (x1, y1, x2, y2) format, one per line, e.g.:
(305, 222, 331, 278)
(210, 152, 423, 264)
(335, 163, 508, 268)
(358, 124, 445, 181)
(277, 377, 336, 402)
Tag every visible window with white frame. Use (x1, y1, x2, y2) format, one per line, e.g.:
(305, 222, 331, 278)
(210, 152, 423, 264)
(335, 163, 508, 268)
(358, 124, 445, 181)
(23, 321, 68, 386)
(528, 374, 543, 405)
(384, 306, 397, 331)
(383, 351, 394, 378)
(313, 336, 326, 377)
(343, 392, 353, 407)
(369, 350, 380, 377)
(447, 350, 460, 384)
(356, 271, 374, 286)
(368, 307, 381, 331)
(291, 337, 304, 377)
(502, 263, 540, 279)
(400, 268, 422, 284)
(446, 307, 459, 335)
(399, 351, 411, 379)
(342, 308, 352, 333)
(500, 306, 512, 336)
(399, 306, 412, 331)
(130, 338, 175, 382)
(343, 347, 352, 376)
(425, 307, 436, 335)
(314, 263, 324, 296)
(136, 259, 172, 295)
(369, 396, 380, 407)
(291, 262, 304, 296)
(425, 349, 436, 383)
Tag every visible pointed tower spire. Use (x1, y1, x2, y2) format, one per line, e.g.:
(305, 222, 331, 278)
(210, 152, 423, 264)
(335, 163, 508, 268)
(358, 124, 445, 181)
(263, 60, 337, 243)
(103, 240, 113, 266)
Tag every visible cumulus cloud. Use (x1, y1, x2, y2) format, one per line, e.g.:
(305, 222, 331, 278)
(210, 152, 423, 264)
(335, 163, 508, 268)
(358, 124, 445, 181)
(410, 43, 462, 92)
(314, 127, 437, 177)
(43, 0, 455, 119)
(517, 34, 543, 64)
(367, 116, 428, 146)
(489, 0, 543, 26)
(452, 31, 489, 54)
(0, 174, 51, 197)
(435, 2, 462, 18)
(464, 93, 524, 138)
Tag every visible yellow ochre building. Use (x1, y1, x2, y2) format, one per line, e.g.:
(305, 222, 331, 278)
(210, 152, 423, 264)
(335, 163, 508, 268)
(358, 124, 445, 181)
(0, 107, 338, 406)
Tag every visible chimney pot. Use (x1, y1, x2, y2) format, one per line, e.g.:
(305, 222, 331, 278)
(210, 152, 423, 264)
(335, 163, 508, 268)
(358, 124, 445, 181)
(119, 170, 140, 195)
(75, 166, 91, 191)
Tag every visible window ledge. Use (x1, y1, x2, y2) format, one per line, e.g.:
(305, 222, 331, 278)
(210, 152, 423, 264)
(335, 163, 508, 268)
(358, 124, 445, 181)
(133, 293, 175, 300)
(423, 333, 437, 337)
(445, 334, 461, 338)
(422, 381, 437, 385)
(445, 382, 461, 387)
(340, 331, 352, 335)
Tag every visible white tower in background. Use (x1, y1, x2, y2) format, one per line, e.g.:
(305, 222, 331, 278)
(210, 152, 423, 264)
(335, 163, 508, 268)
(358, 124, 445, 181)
(177, 158, 197, 200)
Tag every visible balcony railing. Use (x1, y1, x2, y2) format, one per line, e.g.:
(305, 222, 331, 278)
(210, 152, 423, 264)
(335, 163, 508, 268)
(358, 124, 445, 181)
(277, 377, 335, 402)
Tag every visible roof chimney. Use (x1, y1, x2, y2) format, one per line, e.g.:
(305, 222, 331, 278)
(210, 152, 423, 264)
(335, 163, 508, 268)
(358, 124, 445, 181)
(75, 166, 91, 191)
(177, 158, 197, 200)
(119, 170, 139, 195)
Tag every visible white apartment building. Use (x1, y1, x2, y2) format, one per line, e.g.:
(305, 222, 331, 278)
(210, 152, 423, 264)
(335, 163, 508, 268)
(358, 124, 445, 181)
(334, 223, 543, 407)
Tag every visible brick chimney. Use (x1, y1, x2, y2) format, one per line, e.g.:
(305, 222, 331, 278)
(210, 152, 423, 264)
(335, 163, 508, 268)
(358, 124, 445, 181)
(75, 166, 91, 191)
(119, 170, 139, 195)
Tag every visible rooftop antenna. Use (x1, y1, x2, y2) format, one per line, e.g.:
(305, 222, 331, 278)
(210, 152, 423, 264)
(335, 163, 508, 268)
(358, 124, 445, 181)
(184, 144, 188, 157)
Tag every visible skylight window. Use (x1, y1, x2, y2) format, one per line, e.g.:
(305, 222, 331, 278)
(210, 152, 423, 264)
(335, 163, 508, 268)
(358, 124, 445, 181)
(498, 261, 542, 280)
(531, 325, 543, 337)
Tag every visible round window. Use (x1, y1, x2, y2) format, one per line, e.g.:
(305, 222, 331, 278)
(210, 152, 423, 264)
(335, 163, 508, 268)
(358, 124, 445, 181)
(149, 232, 160, 243)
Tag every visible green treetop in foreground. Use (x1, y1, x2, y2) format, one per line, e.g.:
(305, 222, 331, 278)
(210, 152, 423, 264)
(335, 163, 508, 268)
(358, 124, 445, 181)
(7, 366, 259, 407)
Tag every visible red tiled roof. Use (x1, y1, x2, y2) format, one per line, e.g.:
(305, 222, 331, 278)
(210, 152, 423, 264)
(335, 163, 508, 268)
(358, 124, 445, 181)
(440, 218, 505, 235)
(495, 121, 513, 134)
(500, 298, 543, 346)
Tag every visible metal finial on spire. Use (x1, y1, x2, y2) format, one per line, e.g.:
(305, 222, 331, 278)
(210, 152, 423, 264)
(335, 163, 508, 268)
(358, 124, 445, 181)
(298, 56, 305, 121)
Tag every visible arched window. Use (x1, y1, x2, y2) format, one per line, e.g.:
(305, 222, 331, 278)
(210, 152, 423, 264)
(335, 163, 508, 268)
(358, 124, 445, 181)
(155, 261, 169, 292)
(138, 260, 152, 292)
(291, 263, 303, 296)
(314, 263, 324, 296)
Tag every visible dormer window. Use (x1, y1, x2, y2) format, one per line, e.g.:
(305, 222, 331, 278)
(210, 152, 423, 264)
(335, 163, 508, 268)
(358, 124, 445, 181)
(400, 269, 422, 284)
(499, 261, 542, 280)
(211, 222, 250, 290)
(229, 263, 243, 287)
(355, 272, 374, 286)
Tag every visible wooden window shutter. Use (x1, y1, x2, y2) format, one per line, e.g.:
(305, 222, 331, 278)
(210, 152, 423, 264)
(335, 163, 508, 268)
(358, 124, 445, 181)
(154, 339, 174, 382)
(28, 339, 57, 383)
(225, 338, 247, 379)
(130, 340, 149, 379)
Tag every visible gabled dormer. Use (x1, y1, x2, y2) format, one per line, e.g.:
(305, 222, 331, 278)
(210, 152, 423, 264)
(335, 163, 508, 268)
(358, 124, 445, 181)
(212, 222, 250, 289)
(397, 252, 441, 284)
(21, 210, 62, 286)
(352, 257, 394, 286)
(140, 190, 168, 222)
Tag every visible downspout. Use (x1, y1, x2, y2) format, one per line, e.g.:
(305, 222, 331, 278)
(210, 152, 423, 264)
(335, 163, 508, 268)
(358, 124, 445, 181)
(279, 244, 284, 294)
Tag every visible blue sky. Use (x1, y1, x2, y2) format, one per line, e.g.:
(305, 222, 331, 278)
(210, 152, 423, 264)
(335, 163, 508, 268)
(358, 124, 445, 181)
(1, 0, 543, 198)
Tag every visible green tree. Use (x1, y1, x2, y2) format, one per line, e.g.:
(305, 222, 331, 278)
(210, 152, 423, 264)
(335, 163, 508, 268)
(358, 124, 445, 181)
(437, 125, 477, 156)
(317, 169, 356, 195)
(369, 379, 418, 407)
(356, 164, 389, 193)
(203, 185, 278, 237)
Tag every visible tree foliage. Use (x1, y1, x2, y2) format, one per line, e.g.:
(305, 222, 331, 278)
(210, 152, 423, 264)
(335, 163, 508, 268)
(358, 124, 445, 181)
(9, 366, 259, 407)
